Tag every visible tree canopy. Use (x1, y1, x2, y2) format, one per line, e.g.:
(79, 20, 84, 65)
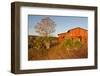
(34, 17, 56, 36)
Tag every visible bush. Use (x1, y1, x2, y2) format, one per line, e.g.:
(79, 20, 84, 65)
(73, 40, 82, 48)
(62, 39, 73, 48)
(34, 36, 54, 50)
(61, 38, 82, 50)
(34, 37, 43, 50)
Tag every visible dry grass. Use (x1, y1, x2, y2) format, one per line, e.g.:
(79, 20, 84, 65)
(28, 35, 88, 60)
(28, 43, 88, 60)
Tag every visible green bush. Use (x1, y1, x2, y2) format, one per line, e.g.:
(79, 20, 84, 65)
(73, 40, 82, 48)
(62, 39, 73, 48)
(62, 38, 82, 49)
(34, 37, 43, 49)
(34, 36, 53, 50)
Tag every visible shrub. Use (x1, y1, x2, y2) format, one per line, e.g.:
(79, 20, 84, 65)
(34, 36, 54, 50)
(61, 38, 82, 50)
(73, 40, 82, 48)
(62, 39, 73, 48)
(34, 37, 43, 50)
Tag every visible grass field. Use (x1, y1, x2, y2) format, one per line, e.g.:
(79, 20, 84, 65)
(28, 35, 88, 60)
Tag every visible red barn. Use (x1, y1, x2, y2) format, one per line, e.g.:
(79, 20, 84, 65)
(58, 27, 88, 44)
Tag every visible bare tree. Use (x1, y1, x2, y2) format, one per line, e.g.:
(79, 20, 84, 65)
(34, 17, 56, 49)
(35, 17, 56, 37)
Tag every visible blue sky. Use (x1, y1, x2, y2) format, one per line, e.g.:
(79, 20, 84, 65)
(28, 15, 88, 37)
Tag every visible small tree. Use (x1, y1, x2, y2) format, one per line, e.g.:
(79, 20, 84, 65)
(34, 17, 56, 49)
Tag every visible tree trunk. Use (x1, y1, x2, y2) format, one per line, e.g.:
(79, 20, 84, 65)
(45, 42, 50, 49)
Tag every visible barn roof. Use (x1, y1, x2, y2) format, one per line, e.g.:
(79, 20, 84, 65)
(58, 27, 87, 36)
(68, 27, 88, 31)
